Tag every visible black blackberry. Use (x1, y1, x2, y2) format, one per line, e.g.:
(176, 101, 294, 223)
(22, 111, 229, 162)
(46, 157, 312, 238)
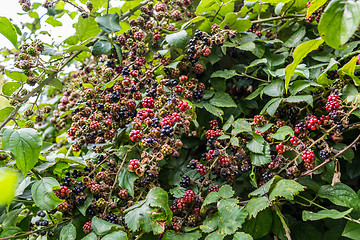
(195, 30, 203, 39)
(277, 107, 287, 118)
(320, 149, 330, 159)
(146, 89, 157, 98)
(187, 160, 197, 169)
(180, 176, 191, 188)
(199, 176, 206, 182)
(40, 231, 47, 236)
(193, 89, 203, 100)
(62, 175, 71, 187)
(96, 103, 104, 110)
(40, 220, 49, 226)
(111, 92, 120, 102)
(72, 170, 80, 178)
(141, 177, 151, 185)
(164, 68, 171, 76)
(106, 213, 118, 224)
(240, 162, 251, 172)
(289, 107, 299, 123)
(122, 67, 130, 76)
(329, 110, 339, 119)
(160, 125, 173, 137)
(261, 170, 272, 181)
(48, 231, 54, 237)
(37, 211, 46, 217)
(118, 108, 129, 119)
(151, 118, 160, 127)
(327, 70, 339, 80)
(129, 86, 137, 93)
(86, 207, 95, 216)
(75, 196, 87, 206)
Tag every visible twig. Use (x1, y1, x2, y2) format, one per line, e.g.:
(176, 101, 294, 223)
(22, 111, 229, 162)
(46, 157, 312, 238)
(296, 134, 360, 180)
(252, 14, 305, 24)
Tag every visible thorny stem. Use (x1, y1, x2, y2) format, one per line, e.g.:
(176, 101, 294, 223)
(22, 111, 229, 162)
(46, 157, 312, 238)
(273, 205, 292, 240)
(277, 106, 358, 175)
(296, 133, 360, 180)
(251, 14, 305, 24)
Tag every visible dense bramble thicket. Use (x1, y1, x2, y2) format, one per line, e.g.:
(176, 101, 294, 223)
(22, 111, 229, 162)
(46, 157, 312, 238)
(2, 0, 360, 239)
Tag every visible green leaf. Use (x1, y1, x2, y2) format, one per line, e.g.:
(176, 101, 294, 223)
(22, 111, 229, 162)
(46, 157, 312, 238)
(250, 152, 272, 166)
(317, 58, 339, 85)
(217, 199, 248, 235)
(163, 230, 202, 240)
(95, 13, 122, 33)
(219, 185, 234, 199)
(289, 80, 322, 95)
(220, 13, 251, 32)
(211, 70, 239, 79)
(342, 221, 360, 239)
(0, 17, 17, 49)
(102, 231, 127, 240)
(245, 196, 270, 218)
(2, 82, 21, 96)
(210, 92, 237, 108)
(201, 191, 220, 212)
(0, 107, 13, 122)
(201, 213, 220, 233)
(165, 30, 188, 49)
(76, 17, 101, 42)
(243, 207, 273, 239)
(233, 232, 253, 240)
(169, 186, 186, 198)
(0, 168, 20, 206)
(269, 179, 305, 201)
(340, 56, 360, 86)
(318, 183, 360, 211)
(92, 40, 111, 56)
(247, 139, 264, 154)
(302, 208, 352, 221)
(45, 16, 62, 27)
(114, 44, 123, 63)
(125, 187, 172, 234)
(31, 177, 64, 211)
(231, 119, 252, 135)
(263, 79, 285, 97)
(260, 98, 282, 117)
(1, 128, 42, 176)
(307, 0, 327, 17)
(249, 176, 283, 197)
(285, 95, 313, 107)
(271, 126, 294, 141)
(118, 168, 138, 198)
(318, 0, 360, 49)
(203, 103, 224, 121)
(81, 232, 97, 240)
(78, 195, 94, 216)
(60, 223, 76, 240)
(285, 39, 324, 92)
(5, 70, 28, 82)
(91, 216, 121, 235)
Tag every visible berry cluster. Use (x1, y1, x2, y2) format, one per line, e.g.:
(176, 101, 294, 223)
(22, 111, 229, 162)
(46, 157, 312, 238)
(301, 150, 315, 170)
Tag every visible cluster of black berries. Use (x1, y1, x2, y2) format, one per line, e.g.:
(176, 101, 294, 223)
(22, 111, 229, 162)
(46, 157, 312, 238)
(180, 175, 191, 188)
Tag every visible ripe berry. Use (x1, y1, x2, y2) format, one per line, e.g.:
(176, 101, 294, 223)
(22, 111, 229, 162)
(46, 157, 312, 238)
(134, 31, 144, 41)
(83, 221, 92, 234)
(129, 130, 143, 142)
(196, 164, 207, 175)
(208, 185, 219, 193)
(178, 101, 189, 111)
(290, 136, 299, 145)
(128, 159, 140, 170)
(182, 190, 196, 203)
(142, 97, 155, 108)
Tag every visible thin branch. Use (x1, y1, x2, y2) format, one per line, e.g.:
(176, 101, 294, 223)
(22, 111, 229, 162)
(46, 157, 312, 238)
(251, 14, 305, 24)
(296, 134, 360, 180)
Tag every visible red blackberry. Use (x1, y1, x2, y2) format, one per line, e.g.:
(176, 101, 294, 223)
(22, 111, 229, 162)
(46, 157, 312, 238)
(83, 221, 92, 234)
